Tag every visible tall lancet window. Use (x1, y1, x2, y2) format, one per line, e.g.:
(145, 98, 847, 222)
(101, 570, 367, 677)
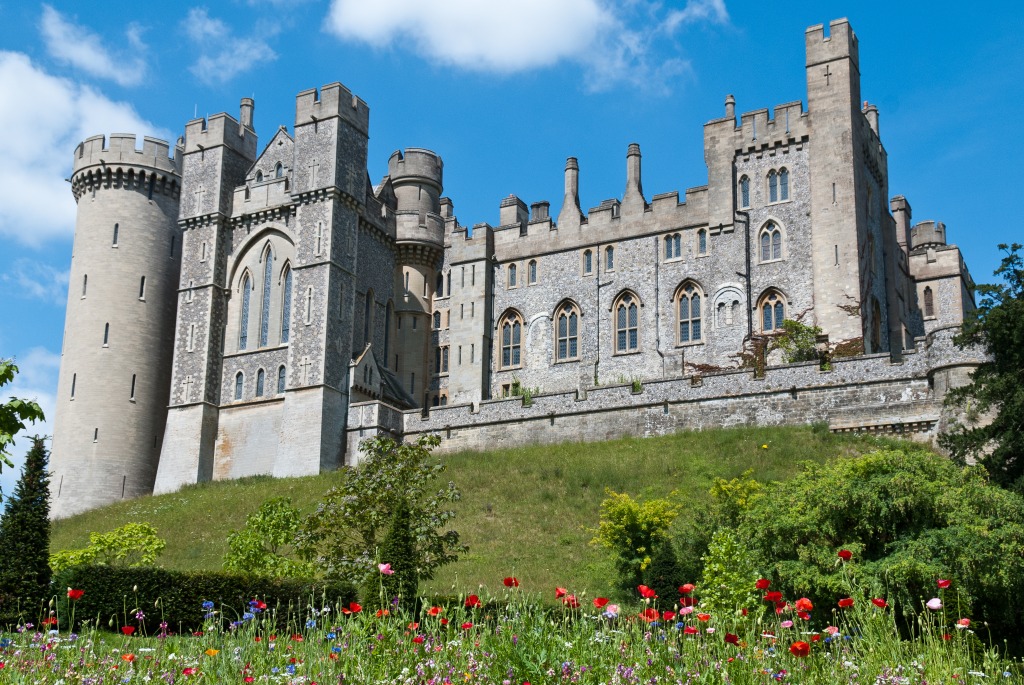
(259, 248, 273, 347)
(239, 273, 251, 350)
(281, 266, 293, 343)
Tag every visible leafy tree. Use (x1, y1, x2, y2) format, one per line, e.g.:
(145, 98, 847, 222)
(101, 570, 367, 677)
(364, 499, 419, 611)
(941, 243, 1024, 493)
(697, 529, 761, 616)
(772, 319, 823, 364)
(0, 359, 45, 481)
(0, 437, 51, 623)
(50, 522, 167, 572)
(590, 489, 680, 589)
(643, 539, 684, 603)
(736, 448, 1024, 636)
(224, 497, 314, 578)
(298, 435, 463, 586)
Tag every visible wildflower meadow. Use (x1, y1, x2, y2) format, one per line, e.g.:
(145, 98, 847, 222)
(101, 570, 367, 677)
(2, 553, 1020, 684)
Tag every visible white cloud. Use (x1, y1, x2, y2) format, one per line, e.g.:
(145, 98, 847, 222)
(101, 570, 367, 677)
(40, 4, 148, 87)
(183, 8, 278, 86)
(0, 259, 69, 305)
(0, 52, 171, 247)
(1, 348, 60, 497)
(324, 0, 729, 92)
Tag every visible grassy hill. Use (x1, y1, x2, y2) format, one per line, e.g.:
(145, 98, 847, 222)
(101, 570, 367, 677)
(51, 425, 917, 600)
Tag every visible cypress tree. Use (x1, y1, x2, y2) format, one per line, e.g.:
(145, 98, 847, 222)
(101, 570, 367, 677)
(0, 436, 52, 625)
(363, 499, 419, 612)
(644, 539, 684, 605)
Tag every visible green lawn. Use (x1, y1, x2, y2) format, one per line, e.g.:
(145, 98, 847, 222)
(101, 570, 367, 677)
(51, 425, 917, 599)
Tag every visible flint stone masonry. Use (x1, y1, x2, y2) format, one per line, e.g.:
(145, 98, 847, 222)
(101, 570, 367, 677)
(51, 19, 983, 517)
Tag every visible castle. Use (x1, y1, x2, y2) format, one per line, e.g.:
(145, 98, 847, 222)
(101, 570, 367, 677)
(50, 19, 980, 518)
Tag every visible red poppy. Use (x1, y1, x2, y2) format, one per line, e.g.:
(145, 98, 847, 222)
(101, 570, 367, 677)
(593, 597, 609, 609)
(440, 618, 449, 626)
(375, 609, 389, 617)
(696, 613, 711, 622)
(797, 611, 811, 621)
(290, 634, 304, 642)
(121, 653, 135, 662)
(348, 602, 362, 614)
(741, 608, 749, 617)
(942, 633, 952, 641)
(503, 577, 519, 587)
(407, 622, 420, 630)
(811, 634, 821, 642)
(662, 611, 676, 621)
(562, 595, 580, 609)
(182, 667, 198, 676)
(67, 588, 84, 600)
(724, 633, 739, 645)
(789, 641, 810, 658)
(251, 600, 267, 610)
(461, 622, 473, 630)
(755, 578, 771, 590)
(763, 591, 783, 603)
(637, 585, 657, 599)
(838, 598, 854, 608)
(957, 618, 971, 627)
(937, 579, 951, 589)
(683, 626, 698, 635)
(871, 598, 888, 609)
(465, 594, 481, 608)
(555, 587, 567, 598)
(412, 636, 425, 644)
(680, 596, 696, 607)
(42, 617, 58, 626)
(428, 606, 443, 616)
(794, 598, 813, 611)
(640, 608, 659, 623)
(678, 583, 695, 595)
(838, 549, 853, 561)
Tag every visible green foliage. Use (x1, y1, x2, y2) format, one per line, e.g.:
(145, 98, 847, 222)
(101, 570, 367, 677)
(224, 497, 313, 578)
(643, 540, 684, 602)
(697, 528, 761, 616)
(736, 448, 1024, 636)
(50, 522, 166, 572)
(0, 359, 45, 478)
(942, 243, 1024, 494)
(0, 437, 51, 624)
(772, 319, 823, 364)
(708, 469, 764, 527)
(364, 499, 419, 611)
(590, 489, 680, 589)
(299, 435, 463, 586)
(53, 565, 355, 634)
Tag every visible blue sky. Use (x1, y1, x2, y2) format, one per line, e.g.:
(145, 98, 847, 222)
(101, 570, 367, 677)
(1, 0, 1021, 491)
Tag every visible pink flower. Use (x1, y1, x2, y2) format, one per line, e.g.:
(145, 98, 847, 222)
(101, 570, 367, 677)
(780, 620, 794, 628)
(926, 598, 942, 611)
(679, 606, 694, 615)
(378, 563, 394, 575)
(956, 618, 971, 628)
(824, 626, 839, 636)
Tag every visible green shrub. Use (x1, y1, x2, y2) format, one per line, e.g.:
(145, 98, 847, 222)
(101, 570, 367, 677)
(50, 522, 166, 572)
(643, 540, 683, 603)
(736, 448, 1024, 639)
(53, 566, 356, 634)
(589, 489, 680, 589)
(0, 437, 51, 626)
(364, 499, 419, 611)
(696, 528, 760, 615)
(224, 497, 313, 578)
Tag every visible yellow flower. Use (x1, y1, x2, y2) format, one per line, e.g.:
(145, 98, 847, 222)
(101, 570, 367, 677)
(205, 648, 220, 657)
(761, 444, 768, 449)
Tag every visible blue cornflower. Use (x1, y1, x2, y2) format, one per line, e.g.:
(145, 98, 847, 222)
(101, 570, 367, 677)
(675, 622, 685, 630)
(287, 664, 296, 674)
(326, 632, 336, 639)
(201, 600, 214, 610)
(306, 619, 317, 628)
(242, 612, 255, 621)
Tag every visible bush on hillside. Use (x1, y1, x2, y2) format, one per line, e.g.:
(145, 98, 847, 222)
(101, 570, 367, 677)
(224, 497, 314, 578)
(50, 522, 166, 572)
(736, 448, 1024, 636)
(642, 540, 684, 603)
(363, 499, 419, 611)
(590, 490, 680, 590)
(0, 437, 51, 626)
(53, 566, 356, 634)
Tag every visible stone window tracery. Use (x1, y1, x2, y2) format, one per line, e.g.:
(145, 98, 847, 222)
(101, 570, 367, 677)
(281, 266, 292, 343)
(259, 246, 274, 347)
(498, 310, 523, 369)
(697, 229, 708, 256)
(759, 222, 783, 262)
(739, 175, 750, 208)
(256, 368, 265, 397)
(277, 365, 286, 394)
(528, 259, 538, 284)
(665, 234, 681, 259)
(555, 302, 580, 361)
(924, 286, 935, 318)
(583, 249, 593, 275)
(239, 272, 251, 350)
(613, 292, 640, 353)
(605, 246, 615, 271)
(508, 263, 517, 288)
(676, 282, 703, 344)
(759, 290, 786, 332)
(234, 371, 244, 400)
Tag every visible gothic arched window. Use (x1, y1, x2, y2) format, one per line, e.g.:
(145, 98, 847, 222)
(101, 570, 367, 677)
(363, 289, 374, 347)
(665, 233, 681, 259)
(256, 368, 265, 397)
(239, 272, 251, 350)
(508, 263, 517, 288)
(436, 272, 444, 297)
(760, 290, 786, 332)
(924, 286, 935, 318)
(277, 365, 286, 394)
(583, 249, 593, 275)
(613, 292, 640, 353)
(433, 311, 441, 329)
(259, 246, 274, 347)
(697, 228, 708, 255)
(739, 175, 750, 208)
(280, 265, 292, 343)
(676, 282, 703, 344)
(234, 371, 244, 400)
(779, 168, 789, 200)
(275, 162, 283, 178)
(499, 311, 523, 369)
(760, 222, 783, 262)
(555, 301, 580, 361)
(528, 259, 538, 284)
(768, 170, 779, 203)
(605, 246, 615, 271)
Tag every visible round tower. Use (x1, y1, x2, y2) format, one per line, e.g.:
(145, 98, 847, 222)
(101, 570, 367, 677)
(388, 148, 444, 406)
(50, 133, 182, 518)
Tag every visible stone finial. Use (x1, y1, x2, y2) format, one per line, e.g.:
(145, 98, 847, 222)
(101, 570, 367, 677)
(863, 101, 879, 136)
(239, 98, 254, 132)
(557, 157, 583, 228)
(622, 143, 645, 214)
(725, 94, 736, 120)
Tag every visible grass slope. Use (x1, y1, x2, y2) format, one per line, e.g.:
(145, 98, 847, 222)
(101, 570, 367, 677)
(52, 426, 916, 600)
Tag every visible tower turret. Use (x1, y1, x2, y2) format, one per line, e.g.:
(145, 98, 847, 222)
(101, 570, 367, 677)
(388, 148, 444, 406)
(51, 133, 183, 518)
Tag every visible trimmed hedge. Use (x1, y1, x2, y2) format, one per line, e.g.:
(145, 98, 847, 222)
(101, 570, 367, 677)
(51, 566, 355, 634)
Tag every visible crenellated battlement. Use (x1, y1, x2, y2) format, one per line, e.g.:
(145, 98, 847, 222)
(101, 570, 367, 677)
(909, 220, 947, 250)
(183, 111, 257, 158)
(704, 99, 810, 153)
(73, 133, 181, 177)
(805, 18, 859, 69)
(295, 82, 370, 136)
